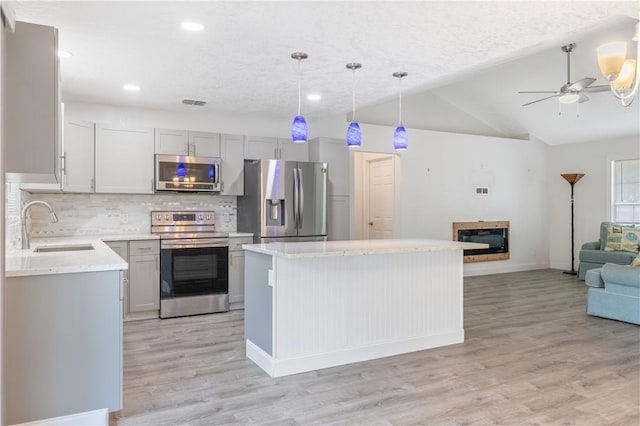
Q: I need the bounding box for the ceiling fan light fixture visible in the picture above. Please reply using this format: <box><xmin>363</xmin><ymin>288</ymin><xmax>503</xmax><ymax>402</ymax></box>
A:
<box><xmin>597</xmin><ymin>21</ymin><xmax>640</xmax><ymax>107</ymax></box>
<box><xmin>612</xmin><ymin>59</ymin><xmax>636</xmax><ymax>91</ymax></box>
<box><xmin>558</xmin><ymin>93</ymin><xmax>580</xmax><ymax>104</ymax></box>
<box><xmin>596</xmin><ymin>41</ymin><xmax>627</xmax><ymax>81</ymax></box>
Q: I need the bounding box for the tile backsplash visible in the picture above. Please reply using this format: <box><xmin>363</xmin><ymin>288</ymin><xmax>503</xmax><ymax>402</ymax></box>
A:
<box><xmin>6</xmin><ymin>185</ymin><xmax>237</xmax><ymax>248</ymax></box>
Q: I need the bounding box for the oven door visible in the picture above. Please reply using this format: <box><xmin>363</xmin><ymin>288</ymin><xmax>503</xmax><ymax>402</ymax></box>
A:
<box><xmin>160</xmin><ymin>244</ymin><xmax>229</xmax><ymax>300</ymax></box>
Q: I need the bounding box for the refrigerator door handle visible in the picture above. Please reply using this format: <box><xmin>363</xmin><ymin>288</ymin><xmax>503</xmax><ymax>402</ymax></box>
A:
<box><xmin>293</xmin><ymin>167</ymin><xmax>299</xmax><ymax>228</ymax></box>
<box><xmin>298</xmin><ymin>167</ymin><xmax>304</xmax><ymax>228</ymax></box>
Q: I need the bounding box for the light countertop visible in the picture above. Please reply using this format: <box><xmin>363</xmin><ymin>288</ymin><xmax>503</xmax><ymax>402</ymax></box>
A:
<box><xmin>242</xmin><ymin>238</ymin><xmax>489</xmax><ymax>259</ymax></box>
<box><xmin>6</xmin><ymin>231</ymin><xmax>252</xmax><ymax>277</ymax></box>
<box><xmin>6</xmin><ymin>239</ymin><xmax>128</xmax><ymax>278</ymax></box>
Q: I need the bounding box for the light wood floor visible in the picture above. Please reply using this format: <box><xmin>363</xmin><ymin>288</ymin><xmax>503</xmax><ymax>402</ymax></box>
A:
<box><xmin>112</xmin><ymin>269</ymin><xmax>640</xmax><ymax>425</ymax></box>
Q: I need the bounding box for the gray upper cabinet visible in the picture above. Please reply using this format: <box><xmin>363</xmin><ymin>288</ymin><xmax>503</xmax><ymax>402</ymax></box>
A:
<box><xmin>62</xmin><ymin>119</ymin><xmax>95</xmax><ymax>193</ymax></box>
<box><xmin>95</xmin><ymin>124</ymin><xmax>154</xmax><ymax>194</ymax></box>
<box><xmin>244</xmin><ymin>136</ymin><xmax>308</xmax><ymax>161</ymax></box>
<box><xmin>220</xmin><ymin>134</ymin><xmax>245</xmax><ymax>196</ymax></box>
<box><xmin>154</xmin><ymin>128</ymin><xmax>220</xmax><ymax>157</ymax></box>
<box><xmin>6</xmin><ymin>21</ymin><xmax>60</xmax><ymax>184</ymax></box>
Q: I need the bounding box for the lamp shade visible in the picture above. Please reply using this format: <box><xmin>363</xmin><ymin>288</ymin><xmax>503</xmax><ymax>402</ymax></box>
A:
<box><xmin>347</xmin><ymin>122</ymin><xmax>362</xmax><ymax>147</ymax></box>
<box><xmin>291</xmin><ymin>115</ymin><xmax>308</xmax><ymax>143</ymax></box>
<box><xmin>561</xmin><ymin>173</ymin><xmax>585</xmax><ymax>184</ymax></box>
<box><xmin>597</xmin><ymin>41</ymin><xmax>627</xmax><ymax>80</ymax></box>
<box><xmin>612</xmin><ymin>59</ymin><xmax>637</xmax><ymax>91</ymax></box>
<box><xmin>393</xmin><ymin>126</ymin><xmax>408</xmax><ymax>150</ymax></box>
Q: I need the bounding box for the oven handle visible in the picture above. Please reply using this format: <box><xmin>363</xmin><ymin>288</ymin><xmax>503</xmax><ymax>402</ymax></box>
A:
<box><xmin>161</xmin><ymin>238</ymin><xmax>229</xmax><ymax>249</ymax></box>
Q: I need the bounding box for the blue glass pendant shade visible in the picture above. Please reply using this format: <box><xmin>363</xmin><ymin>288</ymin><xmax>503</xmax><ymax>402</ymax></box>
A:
<box><xmin>177</xmin><ymin>162</ymin><xmax>186</xmax><ymax>178</ymax></box>
<box><xmin>346</xmin><ymin>122</ymin><xmax>362</xmax><ymax>147</ymax></box>
<box><xmin>393</xmin><ymin>126</ymin><xmax>408</xmax><ymax>150</ymax></box>
<box><xmin>291</xmin><ymin>115</ymin><xmax>308</xmax><ymax>143</ymax></box>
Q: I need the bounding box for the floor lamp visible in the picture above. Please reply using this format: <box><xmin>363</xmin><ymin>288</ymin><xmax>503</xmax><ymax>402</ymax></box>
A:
<box><xmin>561</xmin><ymin>173</ymin><xmax>585</xmax><ymax>275</ymax></box>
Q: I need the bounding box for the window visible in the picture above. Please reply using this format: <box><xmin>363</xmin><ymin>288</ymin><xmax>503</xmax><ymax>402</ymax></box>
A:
<box><xmin>611</xmin><ymin>158</ymin><xmax>640</xmax><ymax>223</ymax></box>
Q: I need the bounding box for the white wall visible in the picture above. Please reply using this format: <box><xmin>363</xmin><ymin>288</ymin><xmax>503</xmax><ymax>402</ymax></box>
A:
<box><xmin>547</xmin><ymin>134</ymin><xmax>640</xmax><ymax>270</ymax></box>
<box><xmin>314</xmin><ymin>119</ymin><xmax>550</xmax><ymax>276</ymax></box>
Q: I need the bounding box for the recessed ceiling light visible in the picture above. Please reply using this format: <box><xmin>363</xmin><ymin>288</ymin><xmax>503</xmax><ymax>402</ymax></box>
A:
<box><xmin>57</xmin><ymin>50</ymin><xmax>72</xmax><ymax>58</ymax></box>
<box><xmin>181</xmin><ymin>22</ymin><xmax>204</xmax><ymax>32</ymax></box>
<box><xmin>307</xmin><ymin>93</ymin><xmax>322</xmax><ymax>101</ymax></box>
<box><xmin>123</xmin><ymin>84</ymin><xmax>141</xmax><ymax>92</ymax></box>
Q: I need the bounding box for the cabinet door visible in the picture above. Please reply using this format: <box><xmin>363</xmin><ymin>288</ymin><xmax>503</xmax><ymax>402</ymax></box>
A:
<box><xmin>6</xmin><ymin>22</ymin><xmax>60</xmax><ymax>184</ymax></box>
<box><xmin>244</xmin><ymin>136</ymin><xmax>278</xmax><ymax>160</ymax></box>
<box><xmin>105</xmin><ymin>241</ymin><xmax>129</xmax><ymax>316</ymax></box>
<box><xmin>229</xmin><ymin>250</ymin><xmax>245</xmax><ymax>304</ymax></box>
<box><xmin>95</xmin><ymin>125</ymin><xmax>154</xmax><ymax>194</ymax></box>
<box><xmin>220</xmin><ymin>134</ymin><xmax>245</xmax><ymax>196</ymax></box>
<box><xmin>328</xmin><ymin>195</ymin><xmax>350</xmax><ymax>241</ymax></box>
<box><xmin>189</xmin><ymin>131</ymin><xmax>220</xmax><ymax>157</ymax></box>
<box><xmin>129</xmin><ymin>254</ymin><xmax>160</xmax><ymax>312</ymax></box>
<box><xmin>63</xmin><ymin>119</ymin><xmax>95</xmax><ymax>193</ymax></box>
<box><xmin>154</xmin><ymin>128</ymin><xmax>188</xmax><ymax>155</ymax></box>
<box><xmin>278</xmin><ymin>138</ymin><xmax>309</xmax><ymax>161</ymax></box>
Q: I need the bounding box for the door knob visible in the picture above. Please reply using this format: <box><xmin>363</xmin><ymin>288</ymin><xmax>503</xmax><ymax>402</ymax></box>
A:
<box><xmin>368</xmin><ymin>222</ymin><xmax>374</xmax><ymax>226</ymax></box>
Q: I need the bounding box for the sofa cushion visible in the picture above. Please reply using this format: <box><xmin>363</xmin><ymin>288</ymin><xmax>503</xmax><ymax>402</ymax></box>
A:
<box><xmin>579</xmin><ymin>249</ymin><xmax>636</xmax><ymax>264</ymax></box>
<box><xmin>585</xmin><ymin>268</ymin><xmax>604</xmax><ymax>288</ymax></box>
<box><xmin>632</xmin><ymin>253</ymin><xmax>640</xmax><ymax>267</ymax></box>
<box><xmin>602</xmin><ymin>263</ymin><xmax>640</xmax><ymax>287</ymax></box>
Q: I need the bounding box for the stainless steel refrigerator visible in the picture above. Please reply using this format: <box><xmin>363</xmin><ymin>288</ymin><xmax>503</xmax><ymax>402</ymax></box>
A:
<box><xmin>238</xmin><ymin>159</ymin><xmax>328</xmax><ymax>243</ymax></box>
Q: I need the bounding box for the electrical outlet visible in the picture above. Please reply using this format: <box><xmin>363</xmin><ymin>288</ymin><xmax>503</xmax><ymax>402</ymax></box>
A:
<box><xmin>120</xmin><ymin>213</ymin><xmax>129</xmax><ymax>224</ymax></box>
<box><xmin>224</xmin><ymin>212</ymin><xmax>230</xmax><ymax>223</ymax></box>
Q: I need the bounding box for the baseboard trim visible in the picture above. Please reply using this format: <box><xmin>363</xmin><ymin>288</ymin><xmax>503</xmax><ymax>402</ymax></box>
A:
<box><xmin>247</xmin><ymin>329</ymin><xmax>464</xmax><ymax>377</ymax></box>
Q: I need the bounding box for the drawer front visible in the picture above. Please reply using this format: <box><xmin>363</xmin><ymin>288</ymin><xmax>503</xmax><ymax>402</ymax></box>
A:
<box><xmin>130</xmin><ymin>239</ymin><xmax>160</xmax><ymax>256</ymax></box>
<box><xmin>229</xmin><ymin>237</ymin><xmax>253</xmax><ymax>251</ymax></box>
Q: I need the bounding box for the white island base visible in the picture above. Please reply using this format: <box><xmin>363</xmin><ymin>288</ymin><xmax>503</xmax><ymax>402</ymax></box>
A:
<box><xmin>243</xmin><ymin>239</ymin><xmax>486</xmax><ymax>377</ymax></box>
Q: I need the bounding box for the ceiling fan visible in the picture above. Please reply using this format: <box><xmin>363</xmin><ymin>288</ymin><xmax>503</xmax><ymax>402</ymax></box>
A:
<box><xmin>519</xmin><ymin>43</ymin><xmax>610</xmax><ymax>107</ymax></box>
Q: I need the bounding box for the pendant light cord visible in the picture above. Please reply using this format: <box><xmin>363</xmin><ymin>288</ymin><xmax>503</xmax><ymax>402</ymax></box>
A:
<box><xmin>352</xmin><ymin>69</ymin><xmax>357</xmax><ymax>122</ymax></box>
<box><xmin>398</xmin><ymin>76</ymin><xmax>403</xmax><ymax>125</ymax></box>
<box><xmin>297</xmin><ymin>59</ymin><xmax>302</xmax><ymax>116</ymax></box>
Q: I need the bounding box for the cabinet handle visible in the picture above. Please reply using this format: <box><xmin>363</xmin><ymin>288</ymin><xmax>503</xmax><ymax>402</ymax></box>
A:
<box><xmin>221</xmin><ymin>181</ymin><xmax>225</xmax><ymax>192</ymax></box>
<box><xmin>151</xmin><ymin>179</ymin><xmax>154</xmax><ymax>192</ymax></box>
<box><xmin>274</xmin><ymin>148</ymin><xmax>277</xmax><ymax>159</ymax></box>
<box><xmin>155</xmin><ymin>257</ymin><xmax>158</xmax><ymax>271</ymax></box>
<box><xmin>192</xmin><ymin>143</ymin><xmax>196</xmax><ymax>156</ymax></box>
<box><xmin>60</xmin><ymin>152</ymin><xmax>66</xmax><ymax>175</ymax></box>
<box><xmin>279</xmin><ymin>148</ymin><xmax>282</xmax><ymax>159</ymax></box>
<box><xmin>229</xmin><ymin>254</ymin><xmax>232</xmax><ymax>266</ymax></box>
<box><xmin>184</xmin><ymin>142</ymin><xmax>189</xmax><ymax>154</ymax></box>
<box><xmin>91</xmin><ymin>178</ymin><xmax>95</xmax><ymax>192</ymax></box>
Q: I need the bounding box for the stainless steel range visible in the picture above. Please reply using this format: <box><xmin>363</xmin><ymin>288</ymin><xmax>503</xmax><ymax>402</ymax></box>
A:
<box><xmin>151</xmin><ymin>211</ymin><xmax>229</xmax><ymax>318</ymax></box>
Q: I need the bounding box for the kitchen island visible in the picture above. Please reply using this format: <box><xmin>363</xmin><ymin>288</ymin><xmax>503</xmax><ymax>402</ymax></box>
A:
<box><xmin>242</xmin><ymin>238</ymin><xmax>487</xmax><ymax>377</ymax></box>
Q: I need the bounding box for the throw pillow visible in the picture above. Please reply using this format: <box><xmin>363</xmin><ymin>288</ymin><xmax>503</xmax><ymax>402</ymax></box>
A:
<box><xmin>604</xmin><ymin>225</ymin><xmax>624</xmax><ymax>251</ymax></box>
<box><xmin>621</xmin><ymin>228</ymin><xmax>640</xmax><ymax>253</ymax></box>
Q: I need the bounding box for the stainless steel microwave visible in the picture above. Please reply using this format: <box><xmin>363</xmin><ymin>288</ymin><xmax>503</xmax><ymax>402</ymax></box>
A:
<box><xmin>155</xmin><ymin>154</ymin><xmax>221</xmax><ymax>192</ymax></box>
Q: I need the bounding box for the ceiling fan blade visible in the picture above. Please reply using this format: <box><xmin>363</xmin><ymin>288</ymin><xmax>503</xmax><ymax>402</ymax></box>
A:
<box><xmin>578</xmin><ymin>93</ymin><xmax>589</xmax><ymax>103</ymax></box>
<box><xmin>518</xmin><ymin>90</ymin><xmax>559</xmax><ymax>94</ymax></box>
<box><xmin>522</xmin><ymin>94</ymin><xmax>561</xmax><ymax>107</ymax></box>
<box><xmin>569</xmin><ymin>77</ymin><xmax>596</xmax><ymax>91</ymax></box>
<box><xmin>583</xmin><ymin>85</ymin><xmax>610</xmax><ymax>93</ymax></box>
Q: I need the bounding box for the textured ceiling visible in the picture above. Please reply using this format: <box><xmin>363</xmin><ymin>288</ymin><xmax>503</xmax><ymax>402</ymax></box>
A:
<box><xmin>9</xmin><ymin>1</ymin><xmax>640</xmax><ymax>144</ymax></box>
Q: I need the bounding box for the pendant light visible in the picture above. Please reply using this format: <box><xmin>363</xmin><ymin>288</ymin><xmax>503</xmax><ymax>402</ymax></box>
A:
<box><xmin>291</xmin><ymin>52</ymin><xmax>308</xmax><ymax>143</ymax></box>
<box><xmin>346</xmin><ymin>62</ymin><xmax>362</xmax><ymax>148</ymax></box>
<box><xmin>393</xmin><ymin>72</ymin><xmax>408</xmax><ymax>151</ymax></box>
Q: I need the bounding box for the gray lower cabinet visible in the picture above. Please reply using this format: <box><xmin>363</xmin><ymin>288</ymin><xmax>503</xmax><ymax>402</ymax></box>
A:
<box><xmin>5</xmin><ymin>270</ymin><xmax>123</xmax><ymax>424</ymax></box>
<box><xmin>229</xmin><ymin>236</ymin><xmax>253</xmax><ymax>308</ymax></box>
<box><xmin>106</xmin><ymin>239</ymin><xmax>160</xmax><ymax>320</ymax></box>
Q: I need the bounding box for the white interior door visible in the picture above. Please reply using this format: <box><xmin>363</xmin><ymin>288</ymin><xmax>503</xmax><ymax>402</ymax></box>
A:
<box><xmin>365</xmin><ymin>155</ymin><xmax>395</xmax><ymax>239</ymax></box>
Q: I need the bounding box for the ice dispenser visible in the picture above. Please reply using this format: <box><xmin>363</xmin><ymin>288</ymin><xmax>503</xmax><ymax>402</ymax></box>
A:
<box><xmin>265</xmin><ymin>199</ymin><xmax>285</xmax><ymax>226</ymax></box>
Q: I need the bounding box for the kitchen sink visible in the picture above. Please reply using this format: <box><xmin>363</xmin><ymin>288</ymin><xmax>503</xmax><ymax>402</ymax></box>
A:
<box><xmin>33</xmin><ymin>244</ymin><xmax>94</xmax><ymax>253</ymax></box>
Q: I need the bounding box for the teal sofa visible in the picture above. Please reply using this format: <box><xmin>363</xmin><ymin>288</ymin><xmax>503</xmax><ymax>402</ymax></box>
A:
<box><xmin>577</xmin><ymin>222</ymin><xmax>639</xmax><ymax>280</ymax></box>
<box><xmin>585</xmin><ymin>263</ymin><xmax>640</xmax><ymax>325</ymax></box>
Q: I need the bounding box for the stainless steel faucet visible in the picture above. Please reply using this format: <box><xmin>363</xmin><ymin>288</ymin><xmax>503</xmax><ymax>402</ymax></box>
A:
<box><xmin>21</xmin><ymin>201</ymin><xmax>59</xmax><ymax>249</ymax></box>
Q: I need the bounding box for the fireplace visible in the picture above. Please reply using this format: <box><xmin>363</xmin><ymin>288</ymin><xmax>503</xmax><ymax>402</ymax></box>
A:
<box><xmin>452</xmin><ymin>221</ymin><xmax>509</xmax><ymax>263</ymax></box>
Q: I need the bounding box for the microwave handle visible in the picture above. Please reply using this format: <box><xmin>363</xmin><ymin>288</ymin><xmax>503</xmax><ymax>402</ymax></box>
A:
<box><xmin>215</xmin><ymin>162</ymin><xmax>220</xmax><ymax>185</ymax></box>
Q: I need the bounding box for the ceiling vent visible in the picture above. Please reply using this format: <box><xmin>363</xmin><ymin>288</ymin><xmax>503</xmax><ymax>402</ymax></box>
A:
<box><xmin>182</xmin><ymin>99</ymin><xmax>207</xmax><ymax>106</ymax></box>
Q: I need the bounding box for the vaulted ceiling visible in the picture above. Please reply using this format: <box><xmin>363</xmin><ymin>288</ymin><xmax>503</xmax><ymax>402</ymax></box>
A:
<box><xmin>10</xmin><ymin>1</ymin><xmax>640</xmax><ymax>145</ymax></box>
